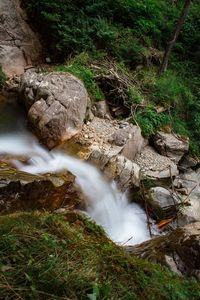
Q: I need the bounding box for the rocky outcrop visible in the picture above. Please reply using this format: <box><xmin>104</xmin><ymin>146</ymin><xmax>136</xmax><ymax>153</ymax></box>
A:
<box><xmin>0</xmin><ymin>0</ymin><xmax>42</xmax><ymax>76</ymax></box>
<box><xmin>153</xmin><ymin>132</ymin><xmax>189</xmax><ymax>164</ymax></box>
<box><xmin>0</xmin><ymin>162</ymin><xmax>80</xmax><ymax>213</ymax></box>
<box><xmin>19</xmin><ymin>70</ymin><xmax>88</xmax><ymax>148</ymax></box>
<box><xmin>90</xmin><ymin>147</ymin><xmax>140</xmax><ymax>191</ymax></box>
<box><xmin>61</xmin><ymin>117</ymin><xmax>144</xmax><ymax>190</ymax></box>
<box><xmin>173</xmin><ymin>169</ymin><xmax>200</xmax><ymax>224</ymax></box>
<box><xmin>109</xmin><ymin>125</ymin><xmax>147</xmax><ymax>161</ymax></box>
<box><xmin>134</xmin><ymin>146</ymin><xmax>179</xmax><ymax>179</ymax></box>
<box><xmin>126</xmin><ymin>222</ymin><xmax>200</xmax><ymax>278</ymax></box>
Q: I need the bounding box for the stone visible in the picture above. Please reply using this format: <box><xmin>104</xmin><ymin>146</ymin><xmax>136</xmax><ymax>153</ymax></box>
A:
<box><xmin>173</xmin><ymin>169</ymin><xmax>200</xmax><ymax>224</ymax></box>
<box><xmin>109</xmin><ymin>125</ymin><xmax>147</xmax><ymax>161</ymax></box>
<box><xmin>91</xmin><ymin>100</ymin><xmax>111</xmax><ymax>119</ymax></box>
<box><xmin>0</xmin><ymin>162</ymin><xmax>80</xmax><ymax>213</ymax></box>
<box><xmin>179</xmin><ymin>154</ymin><xmax>199</xmax><ymax>170</ymax></box>
<box><xmin>153</xmin><ymin>131</ymin><xmax>189</xmax><ymax>164</ymax></box>
<box><xmin>150</xmin><ymin>187</ymin><xmax>178</xmax><ymax>208</ymax></box>
<box><xmin>89</xmin><ymin>145</ymin><xmax>140</xmax><ymax>191</ymax></box>
<box><xmin>126</xmin><ymin>222</ymin><xmax>200</xmax><ymax>278</ymax></box>
<box><xmin>19</xmin><ymin>70</ymin><xmax>88</xmax><ymax>148</ymax></box>
<box><xmin>134</xmin><ymin>146</ymin><xmax>179</xmax><ymax>179</ymax></box>
<box><xmin>0</xmin><ymin>0</ymin><xmax>42</xmax><ymax>76</ymax></box>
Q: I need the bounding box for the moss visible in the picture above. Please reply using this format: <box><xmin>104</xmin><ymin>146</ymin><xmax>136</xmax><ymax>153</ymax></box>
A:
<box><xmin>0</xmin><ymin>212</ymin><xmax>199</xmax><ymax>300</ymax></box>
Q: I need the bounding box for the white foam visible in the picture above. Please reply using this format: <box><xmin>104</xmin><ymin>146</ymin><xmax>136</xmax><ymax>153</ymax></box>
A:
<box><xmin>0</xmin><ymin>132</ymin><xmax>150</xmax><ymax>245</ymax></box>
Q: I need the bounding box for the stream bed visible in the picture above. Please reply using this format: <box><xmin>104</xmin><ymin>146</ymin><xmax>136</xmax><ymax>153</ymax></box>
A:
<box><xmin>0</xmin><ymin>96</ymin><xmax>150</xmax><ymax>245</ymax></box>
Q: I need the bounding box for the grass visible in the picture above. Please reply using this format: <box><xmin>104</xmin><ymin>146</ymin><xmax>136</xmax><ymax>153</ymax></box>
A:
<box><xmin>55</xmin><ymin>53</ymin><xmax>104</xmax><ymax>102</ymax></box>
<box><xmin>0</xmin><ymin>212</ymin><xmax>200</xmax><ymax>300</ymax></box>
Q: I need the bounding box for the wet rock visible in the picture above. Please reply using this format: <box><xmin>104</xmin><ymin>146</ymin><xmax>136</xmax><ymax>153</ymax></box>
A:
<box><xmin>89</xmin><ymin>145</ymin><xmax>140</xmax><ymax>191</ymax></box>
<box><xmin>126</xmin><ymin>222</ymin><xmax>200</xmax><ymax>278</ymax></box>
<box><xmin>104</xmin><ymin>155</ymin><xmax>140</xmax><ymax>191</ymax></box>
<box><xmin>135</xmin><ymin>146</ymin><xmax>179</xmax><ymax>179</ymax></box>
<box><xmin>0</xmin><ymin>0</ymin><xmax>42</xmax><ymax>76</ymax></box>
<box><xmin>153</xmin><ymin>132</ymin><xmax>189</xmax><ymax>164</ymax></box>
<box><xmin>0</xmin><ymin>163</ymin><xmax>80</xmax><ymax>213</ymax></box>
<box><xmin>19</xmin><ymin>70</ymin><xmax>88</xmax><ymax>148</ymax></box>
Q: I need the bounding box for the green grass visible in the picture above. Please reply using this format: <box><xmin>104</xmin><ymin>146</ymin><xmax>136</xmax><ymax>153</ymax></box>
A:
<box><xmin>0</xmin><ymin>212</ymin><xmax>200</xmax><ymax>300</ymax></box>
<box><xmin>55</xmin><ymin>53</ymin><xmax>104</xmax><ymax>102</ymax></box>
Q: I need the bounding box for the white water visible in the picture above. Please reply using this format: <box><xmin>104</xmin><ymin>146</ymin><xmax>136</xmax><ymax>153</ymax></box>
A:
<box><xmin>0</xmin><ymin>100</ymin><xmax>150</xmax><ymax>245</ymax></box>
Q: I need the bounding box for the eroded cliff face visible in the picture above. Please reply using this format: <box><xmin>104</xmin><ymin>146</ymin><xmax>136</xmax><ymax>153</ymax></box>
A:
<box><xmin>0</xmin><ymin>0</ymin><xmax>42</xmax><ymax>76</ymax></box>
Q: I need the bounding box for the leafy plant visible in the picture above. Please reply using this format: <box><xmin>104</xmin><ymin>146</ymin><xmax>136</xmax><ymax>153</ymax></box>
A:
<box><xmin>134</xmin><ymin>108</ymin><xmax>170</xmax><ymax>137</ymax></box>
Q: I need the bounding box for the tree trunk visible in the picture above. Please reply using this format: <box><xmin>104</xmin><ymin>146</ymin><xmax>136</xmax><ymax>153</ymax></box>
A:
<box><xmin>158</xmin><ymin>0</ymin><xmax>192</xmax><ymax>76</ymax></box>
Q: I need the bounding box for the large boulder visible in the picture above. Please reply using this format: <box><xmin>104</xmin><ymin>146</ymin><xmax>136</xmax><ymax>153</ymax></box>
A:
<box><xmin>153</xmin><ymin>132</ymin><xmax>189</xmax><ymax>164</ymax></box>
<box><xmin>0</xmin><ymin>0</ymin><xmax>42</xmax><ymax>76</ymax></box>
<box><xmin>0</xmin><ymin>162</ymin><xmax>80</xmax><ymax>213</ymax></box>
<box><xmin>59</xmin><ymin>117</ymin><xmax>143</xmax><ymax>190</ymax></box>
<box><xmin>126</xmin><ymin>222</ymin><xmax>200</xmax><ymax>278</ymax></box>
<box><xmin>19</xmin><ymin>70</ymin><xmax>88</xmax><ymax>148</ymax></box>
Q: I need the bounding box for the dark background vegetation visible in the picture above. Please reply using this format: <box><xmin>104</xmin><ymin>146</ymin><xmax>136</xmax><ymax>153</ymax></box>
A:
<box><xmin>20</xmin><ymin>0</ymin><xmax>200</xmax><ymax>155</ymax></box>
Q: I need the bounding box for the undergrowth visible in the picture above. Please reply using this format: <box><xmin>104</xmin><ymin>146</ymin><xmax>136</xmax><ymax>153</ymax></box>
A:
<box><xmin>22</xmin><ymin>0</ymin><xmax>200</xmax><ymax>156</ymax></box>
<box><xmin>0</xmin><ymin>212</ymin><xmax>200</xmax><ymax>300</ymax></box>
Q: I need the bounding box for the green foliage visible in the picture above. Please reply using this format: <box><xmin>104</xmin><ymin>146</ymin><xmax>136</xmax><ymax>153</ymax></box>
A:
<box><xmin>55</xmin><ymin>53</ymin><xmax>104</xmax><ymax>101</ymax></box>
<box><xmin>22</xmin><ymin>0</ymin><xmax>180</xmax><ymax>66</ymax></box>
<box><xmin>127</xmin><ymin>86</ymin><xmax>143</xmax><ymax>105</ymax></box>
<box><xmin>22</xmin><ymin>0</ymin><xmax>200</xmax><ymax>156</ymax></box>
<box><xmin>0</xmin><ymin>212</ymin><xmax>200</xmax><ymax>300</ymax></box>
<box><xmin>152</xmin><ymin>71</ymin><xmax>189</xmax><ymax>107</ymax></box>
<box><xmin>0</xmin><ymin>65</ymin><xmax>6</xmax><ymax>90</ymax></box>
<box><xmin>134</xmin><ymin>108</ymin><xmax>170</xmax><ymax>137</ymax></box>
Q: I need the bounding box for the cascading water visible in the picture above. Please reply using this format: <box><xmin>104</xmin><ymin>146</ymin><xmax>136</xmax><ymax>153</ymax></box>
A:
<box><xmin>0</xmin><ymin>97</ymin><xmax>150</xmax><ymax>245</ymax></box>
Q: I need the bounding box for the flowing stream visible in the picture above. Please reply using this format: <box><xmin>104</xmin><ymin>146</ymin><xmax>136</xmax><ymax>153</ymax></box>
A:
<box><xmin>0</xmin><ymin>96</ymin><xmax>150</xmax><ymax>245</ymax></box>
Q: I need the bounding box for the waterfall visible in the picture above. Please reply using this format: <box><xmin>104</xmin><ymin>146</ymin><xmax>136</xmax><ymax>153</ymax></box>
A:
<box><xmin>0</xmin><ymin>98</ymin><xmax>150</xmax><ymax>245</ymax></box>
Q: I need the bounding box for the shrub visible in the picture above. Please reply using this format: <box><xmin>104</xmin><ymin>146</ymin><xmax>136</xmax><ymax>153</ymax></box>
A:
<box><xmin>127</xmin><ymin>86</ymin><xmax>143</xmax><ymax>105</ymax></box>
<box><xmin>134</xmin><ymin>108</ymin><xmax>170</xmax><ymax>137</ymax></box>
<box><xmin>151</xmin><ymin>71</ymin><xmax>189</xmax><ymax>107</ymax></box>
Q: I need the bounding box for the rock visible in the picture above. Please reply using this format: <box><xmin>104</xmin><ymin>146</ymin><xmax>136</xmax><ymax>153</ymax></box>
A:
<box><xmin>153</xmin><ymin>131</ymin><xmax>189</xmax><ymax>164</ymax></box>
<box><xmin>91</xmin><ymin>100</ymin><xmax>111</xmax><ymax>119</ymax></box>
<box><xmin>173</xmin><ymin>169</ymin><xmax>200</xmax><ymax>224</ymax></box>
<box><xmin>104</xmin><ymin>155</ymin><xmax>140</xmax><ymax>190</ymax></box>
<box><xmin>0</xmin><ymin>162</ymin><xmax>80</xmax><ymax>213</ymax></box>
<box><xmin>150</xmin><ymin>187</ymin><xmax>178</xmax><ymax>208</ymax></box>
<box><xmin>89</xmin><ymin>145</ymin><xmax>140</xmax><ymax>191</ymax></box>
<box><xmin>109</xmin><ymin>125</ymin><xmax>147</xmax><ymax>160</ymax></box>
<box><xmin>126</xmin><ymin>222</ymin><xmax>200</xmax><ymax>278</ymax></box>
<box><xmin>179</xmin><ymin>154</ymin><xmax>199</xmax><ymax>170</ymax></box>
<box><xmin>0</xmin><ymin>0</ymin><xmax>42</xmax><ymax>76</ymax></box>
<box><xmin>19</xmin><ymin>70</ymin><xmax>88</xmax><ymax>148</ymax></box>
<box><xmin>134</xmin><ymin>146</ymin><xmax>179</xmax><ymax>179</ymax></box>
